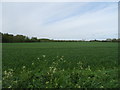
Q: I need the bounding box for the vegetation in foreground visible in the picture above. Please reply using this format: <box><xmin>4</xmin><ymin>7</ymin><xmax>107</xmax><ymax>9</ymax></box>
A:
<box><xmin>2</xmin><ymin>42</ymin><xmax>119</xmax><ymax>88</ymax></box>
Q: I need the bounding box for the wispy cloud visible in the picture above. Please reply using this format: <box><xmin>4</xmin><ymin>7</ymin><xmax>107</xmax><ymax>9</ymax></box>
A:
<box><xmin>0</xmin><ymin>3</ymin><xmax>2</xmax><ymax>32</ymax></box>
<box><xmin>2</xmin><ymin>2</ymin><xmax>118</xmax><ymax>40</ymax></box>
<box><xmin>1</xmin><ymin>0</ymin><xmax>119</xmax><ymax>2</ymax></box>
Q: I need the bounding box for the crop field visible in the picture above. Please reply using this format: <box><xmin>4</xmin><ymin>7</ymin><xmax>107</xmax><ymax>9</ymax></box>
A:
<box><xmin>2</xmin><ymin>42</ymin><xmax>119</xmax><ymax>88</ymax></box>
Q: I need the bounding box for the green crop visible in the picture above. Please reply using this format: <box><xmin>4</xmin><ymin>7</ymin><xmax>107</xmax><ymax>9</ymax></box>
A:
<box><xmin>2</xmin><ymin>42</ymin><xmax>119</xmax><ymax>88</ymax></box>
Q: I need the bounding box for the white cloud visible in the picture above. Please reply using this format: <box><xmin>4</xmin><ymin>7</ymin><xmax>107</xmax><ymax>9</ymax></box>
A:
<box><xmin>0</xmin><ymin>3</ymin><xmax>2</xmax><ymax>32</ymax></box>
<box><xmin>2</xmin><ymin>2</ymin><xmax>118</xmax><ymax>40</ymax></box>
<box><xmin>1</xmin><ymin>0</ymin><xmax>119</xmax><ymax>2</ymax></box>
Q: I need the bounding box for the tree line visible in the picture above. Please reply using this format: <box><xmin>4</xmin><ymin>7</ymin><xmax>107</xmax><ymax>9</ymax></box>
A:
<box><xmin>1</xmin><ymin>32</ymin><xmax>51</xmax><ymax>43</ymax></box>
<box><xmin>0</xmin><ymin>32</ymin><xmax>120</xmax><ymax>43</ymax></box>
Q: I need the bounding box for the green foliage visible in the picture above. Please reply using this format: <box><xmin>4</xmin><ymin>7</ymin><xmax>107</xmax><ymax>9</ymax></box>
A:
<box><xmin>2</xmin><ymin>42</ymin><xmax>119</xmax><ymax>88</ymax></box>
<box><xmin>1</xmin><ymin>32</ymin><xmax>120</xmax><ymax>43</ymax></box>
<box><xmin>2</xmin><ymin>33</ymin><xmax>51</xmax><ymax>43</ymax></box>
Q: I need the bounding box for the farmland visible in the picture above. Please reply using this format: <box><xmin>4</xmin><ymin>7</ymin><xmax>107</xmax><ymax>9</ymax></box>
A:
<box><xmin>2</xmin><ymin>42</ymin><xmax>119</xmax><ymax>88</ymax></box>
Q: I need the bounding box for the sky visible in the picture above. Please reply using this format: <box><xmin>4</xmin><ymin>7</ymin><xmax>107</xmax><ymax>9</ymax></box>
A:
<box><xmin>1</xmin><ymin>2</ymin><xmax>118</xmax><ymax>40</ymax></box>
<box><xmin>1</xmin><ymin>0</ymin><xmax>119</xmax><ymax>2</ymax></box>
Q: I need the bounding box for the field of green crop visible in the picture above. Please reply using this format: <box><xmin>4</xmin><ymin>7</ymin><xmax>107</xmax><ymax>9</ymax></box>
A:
<box><xmin>2</xmin><ymin>42</ymin><xmax>119</xmax><ymax>88</ymax></box>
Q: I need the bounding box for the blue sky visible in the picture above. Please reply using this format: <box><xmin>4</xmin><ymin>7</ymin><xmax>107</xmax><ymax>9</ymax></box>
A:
<box><xmin>2</xmin><ymin>2</ymin><xmax>118</xmax><ymax>40</ymax></box>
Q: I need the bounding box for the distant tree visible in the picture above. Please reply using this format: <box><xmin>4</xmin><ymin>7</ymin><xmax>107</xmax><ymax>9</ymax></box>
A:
<box><xmin>0</xmin><ymin>32</ymin><xmax>2</xmax><ymax>43</ymax></box>
<box><xmin>40</xmin><ymin>38</ymin><xmax>51</xmax><ymax>42</ymax></box>
<box><xmin>118</xmin><ymin>38</ymin><xmax>120</xmax><ymax>42</ymax></box>
<box><xmin>31</xmin><ymin>37</ymin><xmax>38</xmax><ymax>42</ymax></box>
<box><xmin>14</xmin><ymin>35</ymin><xmax>26</xmax><ymax>42</ymax></box>
<box><xmin>112</xmin><ymin>38</ymin><xmax>117</xmax><ymax>42</ymax></box>
<box><xmin>2</xmin><ymin>33</ymin><xmax>14</xmax><ymax>43</ymax></box>
<box><xmin>106</xmin><ymin>38</ymin><xmax>112</xmax><ymax>42</ymax></box>
<box><xmin>25</xmin><ymin>37</ymin><xmax>31</xmax><ymax>42</ymax></box>
<box><xmin>1</xmin><ymin>32</ymin><xmax>120</xmax><ymax>43</ymax></box>
<box><xmin>90</xmin><ymin>39</ymin><xmax>99</xmax><ymax>42</ymax></box>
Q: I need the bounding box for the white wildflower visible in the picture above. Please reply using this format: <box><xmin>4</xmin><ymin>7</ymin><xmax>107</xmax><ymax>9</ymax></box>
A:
<box><xmin>8</xmin><ymin>86</ymin><xmax>12</xmax><ymax>88</ymax></box>
<box><xmin>42</xmin><ymin>55</ymin><xmax>46</xmax><ymax>58</ymax></box>
<box><xmin>46</xmin><ymin>81</ymin><xmax>49</xmax><ymax>84</ymax></box>
<box><xmin>32</xmin><ymin>62</ymin><xmax>34</xmax><ymax>65</ymax></box>
<box><xmin>60</xmin><ymin>58</ymin><xmax>63</xmax><ymax>60</ymax></box>
<box><xmin>9</xmin><ymin>69</ymin><xmax>13</xmax><ymax>72</ymax></box>
<box><xmin>22</xmin><ymin>66</ymin><xmax>26</xmax><ymax>69</ymax></box>
<box><xmin>100</xmin><ymin>86</ymin><xmax>104</xmax><ymax>88</ymax></box>
<box><xmin>4</xmin><ymin>70</ymin><xmax>7</xmax><ymax>75</ymax></box>
<box><xmin>62</xmin><ymin>56</ymin><xmax>64</xmax><ymax>58</ymax></box>
<box><xmin>14</xmin><ymin>80</ymin><xmax>18</xmax><ymax>83</ymax></box>
<box><xmin>88</xmin><ymin>66</ymin><xmax>91</xmax><ymax>71</ymax></box>
<box><xmin>53</xmin><ymin>67</ymin><xmax>57</xmax><ymax>73</ymax></box>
